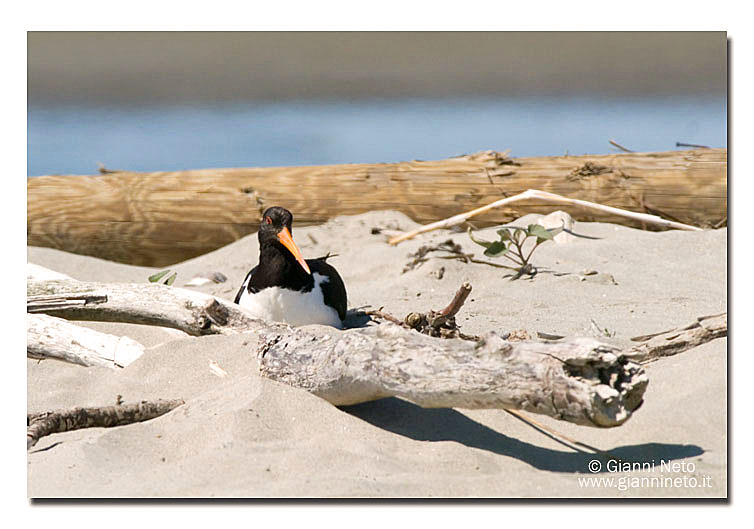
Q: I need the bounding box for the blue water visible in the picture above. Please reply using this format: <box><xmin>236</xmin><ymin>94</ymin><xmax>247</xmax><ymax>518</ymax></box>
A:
<box><xmin>27</xmin><ymin>97</ymin><xmax>727</xmax><ymax>177</ymax></box>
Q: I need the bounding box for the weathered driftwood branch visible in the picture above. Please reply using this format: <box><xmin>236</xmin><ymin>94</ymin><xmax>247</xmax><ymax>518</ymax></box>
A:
<box><xmin>368</xmin><ymin>282</ymin><xmax>477</xmax><ymax>340</ymax></box>
<box><xmin>258</xmin><ymin>324</ymin><xmax>648</xmax><ymax>428</ymax></box>
<box><xmin>28</xmin><ymin>293</ymin><xmax>109</xmax><ymax>313</ymax></box>
<box><xmin>625</xmin><ymin>313</ymin><xmax>727</xmax><ymax>363</ymax></box>
<box><xmin>27</xmin><ymin>148</ymin><xmax>727</xmax><ymax>266</ymax></box>
<box><xmin>27</xmin><ymin>279</ymin><xmax>261</xmax><ymax>336</ymax></box>
<box><xmin>27</xmin><ymin>280</ymin><xmax>723</xmax><ymax>428</ymax></box>
<box><xmin>27</xmin><ymin>399</ymin><xmax>185</xmax><ymax>449</ymax></box>
<box><xmin>438</xmin><ymin>281</ymin><xmax>472</xmax><ymax>319</ymax></box>
<box><xmin>27</xmin><ymin>278</ymin><xmax>648</xmax><ymax>427</ymax></box>
<box><xmin>388</xmin><ymin>189</ymin><xmax>703</xmax><ymax>245</ymax></box>
<box><xmin>404</xmin><ymin>282</ymin><xmax>478</xmax><ymax>340</ymax></box>
<box><xmin>27</xmin><ymin>313</ymin><xmax>145</xmax><ymax>368</ymax></box>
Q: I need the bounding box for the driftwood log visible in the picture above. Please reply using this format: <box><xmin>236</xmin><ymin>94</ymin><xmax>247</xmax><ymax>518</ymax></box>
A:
<box><xmin>27</xmin><ymin>399</ymin><xmax>185</xmax><ymax>449</ymax></box>
<box><xmin>27</xmin><ymin>279</ymin><xmax>649</xmax><ymax>428</ymax></box>
<box><xmin>27</xmin><ymin>279</ymin><xmax>728</xmax><ymax>428</ymax></box>
<box><xmin>27</xmin><ymin>148</ymin><xmax>727</xmax><ymax>266</ymax></box>
<box><xmin>625</xmin><ymin>313</ymin><xmax>727</xmax><ymax>364</ymax></box>
<box><xmin>27</xmin><ymin>313</ymin><xmax>145</xmax><ymax>368</ymax></box>
<box><xmin>258</xmin><ymin>324</ymin><xmax>647</xmax><ymax>428</ymax></box>
<box><xmin>27</xmin><ymin>279</ymin><xmax>261</xmax><ymax>336</ymax></box>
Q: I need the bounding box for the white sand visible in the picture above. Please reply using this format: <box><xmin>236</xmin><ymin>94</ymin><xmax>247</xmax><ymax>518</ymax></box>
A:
<box><xmin>27</xmin><ymin>211</ymin><xmax>727</xmax><ymax>497</ymax></box>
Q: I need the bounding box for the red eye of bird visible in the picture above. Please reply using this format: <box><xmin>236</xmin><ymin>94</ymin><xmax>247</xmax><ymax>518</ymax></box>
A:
<box><xmin>265</xmin><ymin>217</ymin><xmax>272</xmax><ymax>225</ymax></box>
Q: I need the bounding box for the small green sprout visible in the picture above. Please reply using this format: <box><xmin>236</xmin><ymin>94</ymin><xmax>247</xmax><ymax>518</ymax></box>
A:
<box><xmin>590</xmin><ymin>319</ymin><xmax>616</xmax><ymax>338</ymax></box>
<box><xmin>467</xmin><ymin>223</ymin><xmax>562</xmax><ymax>279</ymax></box>
<box><xmin>148</xmin><ymin>269</ymin><xmax>177</xmax><ymax>286</ymax></box>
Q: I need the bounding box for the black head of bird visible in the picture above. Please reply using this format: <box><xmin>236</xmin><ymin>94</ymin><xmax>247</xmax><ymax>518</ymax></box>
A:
<box><xmin>258</xmin><ymin>206</ymin><xmax>311</xmax><ymax>275</ymax></box>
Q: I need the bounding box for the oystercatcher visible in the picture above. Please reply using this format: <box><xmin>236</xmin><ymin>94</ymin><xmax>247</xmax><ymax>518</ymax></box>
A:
<box><xmin>234</xmin><ymin>206</ymin><xmax>347</xmax><ymax>328</ymax></box>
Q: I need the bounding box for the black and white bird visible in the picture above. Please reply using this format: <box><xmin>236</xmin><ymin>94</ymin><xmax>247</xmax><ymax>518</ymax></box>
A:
<box><xmin>234</xmin><ymin>206</ymin><xmax>347</xmax><ymax>328</ymax></box>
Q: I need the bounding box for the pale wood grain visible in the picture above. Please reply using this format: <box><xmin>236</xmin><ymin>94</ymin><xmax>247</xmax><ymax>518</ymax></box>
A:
<box><xmin>28</xmin><ymin>149</ymin><xmax>727</xmax><ymax>266</ymax></box>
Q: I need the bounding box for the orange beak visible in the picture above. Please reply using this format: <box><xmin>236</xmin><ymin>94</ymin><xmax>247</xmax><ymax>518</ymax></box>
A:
<box><xmin>277</xmin><ymin>226</ymin><xmax>311</xmax><ymax>275</ymax></box>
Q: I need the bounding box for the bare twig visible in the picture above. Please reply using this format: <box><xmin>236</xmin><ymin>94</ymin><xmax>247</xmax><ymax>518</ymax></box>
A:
<box><xmin>364</xmin><ymin>307</ymin><xmax>406</xmax><ymax>327</ymax></box>
<box><xmin>438</xmin><ymin>282</ymin><xmax>472</xmax><ymax>318</ymax></box>
<box><xmin>626</xmin><ymin>313</ymin><xmax>727</xmax><ymax>364</ymax></box>
<box><xmin>504</xmin><ymin>409</ymin><xmax>612</xmax><ymax>456</ymax></box>
<box><xmin>466</xmin><ymin>257</ymin><xmax>519</xmax><ymax>270</ymax></box>
<box><xmin>27</xmin><ymin>399</ymin><xmax>185</xmax><ymax>449</ymax></box>
<box><xmin>609</xmin><ymin>139</ymin><xmax>634</xmax><ymax>153</ymax></box>
<box><xmin>367</xmin><ymin>283</ymin><xmax>477</xmax><ymax>341</ymax></box>
<box><xmin>96</xmin><ymin>162</ymin><xmax>124</xmax><ymax>174</ymax></box>
<box><xmin>403</xmin><ymin>239</ymin><xmax>468</xmax><ymax>272</ymax></box>
<box><xmin>676</xmin><ymin>142</ymin><xmax>710</xmax><ymax>149</ymax></box>
<box><xmin>388</xmin><ymin>189</ymin><xmax>703</xmax><ymax>245</ymax></box>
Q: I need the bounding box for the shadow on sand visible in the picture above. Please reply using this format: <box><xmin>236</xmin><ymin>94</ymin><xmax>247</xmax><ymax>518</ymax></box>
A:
<box><xmin>343</xmin><ymin>309</ymin><xmax>374</xmax><ymax>329</ymax></box>
<box><xmin>341</xmin><ymin>397</ymin><xmax>703</xmax><ymax>474</ymax></box>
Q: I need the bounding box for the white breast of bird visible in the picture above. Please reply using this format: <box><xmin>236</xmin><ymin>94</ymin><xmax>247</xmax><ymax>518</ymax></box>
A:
<box><xmin>238</xmin><ymin>272</ymin><xmax>342</xmax><ymax>329</ymax></box>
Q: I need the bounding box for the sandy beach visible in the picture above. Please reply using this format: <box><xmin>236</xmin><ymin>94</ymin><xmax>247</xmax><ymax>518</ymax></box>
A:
<box><xmin>27</xmin><ymin>210</ymin><xmax>727</xmax><ymax>497</ymax></box>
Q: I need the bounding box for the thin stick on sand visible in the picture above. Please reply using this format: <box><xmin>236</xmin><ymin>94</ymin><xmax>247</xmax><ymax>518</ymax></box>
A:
<box><xmin>504</xmin><ymin>409</ymin><xmax>613</xmax><ymax>456</ymax></box>
<box><xmin>388</xmin><ymin>189</ymin><xmax>703</xmax><ymax>245</ymax></box>
<box><xmin>609</xmin><ymin>139</ymin><xmax>634</xmax><ymax>153</ymax></box>
<box><xmin>27</xmin><ymin>399</ymin><xmax>185</xmax><ymax>449</ymax></box>
<box><xmin>438</xmin><ymin>282</ymin><xmax>472</xmax><ymax>318</ymax></box>
<box><xmin>625</xmin><ymin>313</ymin><xmax>727</xmax><ymax>364</ymax></box>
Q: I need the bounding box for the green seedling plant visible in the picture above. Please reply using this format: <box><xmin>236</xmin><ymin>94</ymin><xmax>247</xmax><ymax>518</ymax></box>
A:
<box><xmin>148</xmin><ymin>269</ymin><xmax>177</xmax><ymax>286</ymax></box>
<box><xmin>467</xmin><ymin>223</ymin><xmax>562</xmax><ymax>279</ymax></box>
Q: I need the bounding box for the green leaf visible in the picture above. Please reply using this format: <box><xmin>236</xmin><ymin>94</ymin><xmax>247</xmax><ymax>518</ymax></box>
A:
<box><xmin>467</xmin><ymin>228</ymin><xmax>492</xmax><ymax>249</ymax></box>
<box><xmin>484</xmin><ymin>240</ymin><xmax>509</xmax><ymax>257</ymax></box>
<box><xmin>527</xmin><ymin>224</ymin><xmax>554</xmax><ymax>243</ymax></box>
<box><xmin>495</xmin><ymin>228</ymin><xmax>513</xmax><ymax>241</ymax></box>
<box><xmin>164</xmin><ymin>272</ymin><xmax>177</xmax><ymax>286</ymax></box>
<box><xmin>148</xmin><ymin>269</ymin><xmax>171</xmax><ymax>283</ymax></box>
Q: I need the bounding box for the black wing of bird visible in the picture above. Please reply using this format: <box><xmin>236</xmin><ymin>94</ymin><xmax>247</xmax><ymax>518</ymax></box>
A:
<box><xmin>234</xmin><ymin>265</ymin><xmax>258</xmax><ymax>304</ymax></box>
<box><xmin>307</xmin><ymin>258</ymin><xmax>348</xmax><ymax>322</ymax></box>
